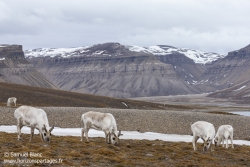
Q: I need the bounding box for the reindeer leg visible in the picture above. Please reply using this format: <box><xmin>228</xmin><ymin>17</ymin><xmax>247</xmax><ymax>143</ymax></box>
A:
<box><xmin>230</xmin><ymin>135</ymin><xmax>234</xmax><ymax>148</ymax></box>
<box><xmin>30</xmin><ymin>127</ymin><xmax>35</xmax><ymax>142</ymax></box>
<box><xmin>192</xmin><ymin>136</ymin><xmax>199</xmax><ymax>151</ymax></box>
<box><xmin>81</xmin><ymin>128</ymin><xmax>84</xmax><ymax>142</ymax></box>
<box><xmin>222</xmin><ymin>138</ymin><xmax>224</xmax><ymax>147</ymax></box>
<box><xmin>17</xmin><ymin>124</ymin><xmax>22</xmax><ymax>140</ymax></box>
<box><xmin>85</xmin><ymin>129</ymin><xmax>89</xmax><ymax>142</ymax></box>
<box><xmin>226</xmin><ymin>138</ymin><xmax>229</xmax><ymax>149</ymax></box>
<box><xmin>105</xmin><ymin>131</ymin><xmax>109</xmax><ymax>143</ymax></box>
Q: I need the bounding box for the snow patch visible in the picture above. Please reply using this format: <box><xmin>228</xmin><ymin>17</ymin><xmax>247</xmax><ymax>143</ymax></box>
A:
<box><xmin>25</xmin><ymin>46</ymin><xmax>89</xmax><ymax>58</ymax></box>
<box><xmin>25</xmin><ymin>43</ymin><xmax>224</xmax><ymax>64</ymax></box>
<box><xmin>1</xmin><ymin>126</ymin><xmax>250</xmax><ymax>145</ymax></box>
<box><xmin>234</xmin><ymin>86</ymin><xmax>246</xmax><ymax>91</ymax></box>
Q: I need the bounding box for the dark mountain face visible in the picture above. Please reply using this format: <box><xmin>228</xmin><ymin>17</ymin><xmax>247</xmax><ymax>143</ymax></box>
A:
<box><xmin>27</xmin><ymin>43</ymin><xmax>210</xmax><ymax>98</ymax></box>
<box><xmin>202</xmin><ymin>44</ymin><xmax>250</xmax><ymax>91</ymax></box>
<box><xmin>22</xmin><ymin>42</ymin><xmax>250</xmax><ymax>99</ymax></box>
<box><xmin>156</xmin><ymin>52</ymin><xmax>206</xmax><ymax>83</ymax></box>
<box><xmin>0</xmin><ymin>45</ymin><xmax>57</xmax><ymax>89</ymax></box>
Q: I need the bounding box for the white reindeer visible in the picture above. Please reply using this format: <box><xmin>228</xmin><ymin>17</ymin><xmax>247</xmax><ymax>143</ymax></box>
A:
<box><xmin>80</xmin><ymin>111</ymin><xmax>122</xmax><ymax>145</ymax></box>
<box><xmin>14</xmin><ymin>105</ymin><xmax>54</xmax><ymax>143</ymax></box>
<box><xmin>191</xmin><ymin>121</ymin><xmax>215</xmax><ymax>152</ymax></box>
<box><xmin>214</xmin><ymin>125</ymin><xmax>234</xmax><ymax>149</ymax></box>
<box><xmin>7</xmin><ymin>97</ymin><xmax>17</xmax><ymax>107</ymax></box>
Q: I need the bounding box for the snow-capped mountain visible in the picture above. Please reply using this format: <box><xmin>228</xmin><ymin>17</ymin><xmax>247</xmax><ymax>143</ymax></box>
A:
<box><xmin>127</xmin><ymin>45</ymin><xmax>224</xmax><ymax>64</ymax></box>
<box><xmin>25</xmin><ymin>46</ymin><xmax>88</xmax><ymax>58</ymax></box>
<box><xmin>25</xmin><ymin>43</ymin><xmax>224</xmax><ymax>64</ymax></box>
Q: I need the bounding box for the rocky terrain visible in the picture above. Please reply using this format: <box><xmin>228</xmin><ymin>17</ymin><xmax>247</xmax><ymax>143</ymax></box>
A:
<box><xmin>0</xmin><ymin>45</ymin><xmax>56</xmax><ymax>89</ymax></box>
<box><xmin>1</xmin><ymin>106</ymin><xmax>250</xmax><ymax>140</ymax></box>
<box><xmin>203</xmin><ymin>44</ymin><xmax>250</xmax><ymax>92</ymax></box>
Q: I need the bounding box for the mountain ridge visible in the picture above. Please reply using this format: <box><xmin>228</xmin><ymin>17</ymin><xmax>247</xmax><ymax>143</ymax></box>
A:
<box><xmin>25</xmin><ymin>42</ymin><xmax>224</xmax><ymax>64</ymax></box>
<box><xmin>5</xmin><ymin>42</ymin><xmax>250</xmax><ymax>99</ymax></box>
<box><xmin>24</xmin><ymin>42</ymin><xmax>220</xmax><ymax>98</ymax></box>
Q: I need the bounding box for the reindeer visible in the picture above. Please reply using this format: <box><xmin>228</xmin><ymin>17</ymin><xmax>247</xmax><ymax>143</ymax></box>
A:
<box><xmin>191</xmin><ymin>121</ymin><xmax>215</xmax><ymax>152</ymax></box>
<box><xmin>214</xmin><ymin>125</ymin><xmax>234</xmax><ymax>149</ymax></box>
<box><xmin>81</xmin><ymin>111</ymin><xmax>122</xmax><ymax>145</ymax></box>
<box><xmin>14</xmin><ymin>105</ymin><xmax>54</xmax><ymax>143</ymax></box>
<box><xmin>7</xmin><ymin>97</ymin><xmax>17</xmax><ymax>107</ymax></box>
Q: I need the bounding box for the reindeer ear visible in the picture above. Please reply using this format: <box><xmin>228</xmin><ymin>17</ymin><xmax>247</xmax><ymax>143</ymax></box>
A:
<box><xmin>49</xmin><ymin>125</ymin><xmax>54</xmax><ymax>132</ymax></box>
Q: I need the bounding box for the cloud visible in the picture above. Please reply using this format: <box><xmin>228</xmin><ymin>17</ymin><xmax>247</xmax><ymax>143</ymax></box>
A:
<box><xmin>0</xmin><ymin>0</ymin><xmax>250</xmax><ymax>54</ymax></box>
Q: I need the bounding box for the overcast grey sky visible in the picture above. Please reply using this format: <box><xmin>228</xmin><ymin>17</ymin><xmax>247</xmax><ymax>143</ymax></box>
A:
<box><xmin>1</xmin><ymin>0</ymin><xmax>250</xmax><ymax>54</ymax></box>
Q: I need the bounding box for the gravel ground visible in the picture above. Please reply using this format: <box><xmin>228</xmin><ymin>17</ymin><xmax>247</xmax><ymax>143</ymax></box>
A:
<box><xmin>1</xmin><ymin>106</ymin><xmax>250</xmax><ymax>140</ymax></box>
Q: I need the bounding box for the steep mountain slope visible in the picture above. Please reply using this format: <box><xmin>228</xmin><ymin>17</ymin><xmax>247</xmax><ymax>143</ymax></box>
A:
<box><xmin>203</xmin><ymin>44</ymin><xmax>250</xmax><ymax>91</ymax></box>
<box><xmin>207</xmin><ymin>79</ymin><xmax>250</xmax><ymax>102</ymax></box>
<box><xmin>0</xmin><ymin>45</ymin><xmax>57</xmax><ymax>89</ymax></box>
<box><xmin>25</xmin><ymin>43</ymin><xmax>223</xmax><ymax>98</ymax></box>
<box><xmin>205</xmin><ymin>44</ymin><xmax>250</xmax><ymax>100</ymax></box>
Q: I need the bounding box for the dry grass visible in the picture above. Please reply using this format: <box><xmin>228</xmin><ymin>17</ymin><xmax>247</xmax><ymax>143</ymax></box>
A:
<box><xmin>1</xmin><ymin>132</ymin><xmax>250</xmax><ymax>167</ymax></box>
<box><xmin>0</xmin><ymin>82</ymin><xmax>166</xmax><ymax>109</ymax></box>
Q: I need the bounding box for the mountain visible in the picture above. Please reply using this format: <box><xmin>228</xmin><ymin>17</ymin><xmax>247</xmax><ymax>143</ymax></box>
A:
<box><xmin>25</xmin><ymin>43</ymin><xmax>224</xmax><ymax>64</ymax></box>
<box><xmin>203</xmin><ymin>44</ymin><xmax>250</xmax><ymax>89</ymax></box>
<box><xmin>208</xmin><ymin>80</ymin><xmax>250</xmax><ymax>100</ymax></box>
<box><xmin>0</xmin><ymin>44</ymin><xmax>57</xmax><ymax>89</ymax></box>
<box><xmin>25</xmin><ymin>42</ymin><xmax>223</xmax><ymax>98</ymax></box>
<box><xmin>206</xmin><ymin>44</ymin><xmax>250</xmax><ymax>99</ymax></box>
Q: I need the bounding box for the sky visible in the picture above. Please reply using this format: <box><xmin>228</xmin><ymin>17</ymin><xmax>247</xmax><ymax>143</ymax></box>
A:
<box><xmin>0</xmin><ymin>0</ymin><xmax>250</xmax><ymax>55</ymax></box>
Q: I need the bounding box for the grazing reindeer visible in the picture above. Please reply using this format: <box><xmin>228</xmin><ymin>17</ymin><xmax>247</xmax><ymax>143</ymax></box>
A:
<box><xmin>7</xmin><ymin>97</ymin><xmax>17</xmax><ymax>107</ymax></box>
<box><xmin>14</xmin><ymin>105</ymin><xmax>54</xmax><ymax>143</ymax></box>
<box><xmin>214</xmin><ymin>125</ymin><xmax>234</xmax><ymax>149</ymax></box>
<box><xmin>191</xmin><ymin>121</ymin><xmax>215</xmax><ymax>152</ymax></box>
<box><xmin>81</xmin><ymin>111</ymin><xmax>122</xmax><ymax>145</ymax></box>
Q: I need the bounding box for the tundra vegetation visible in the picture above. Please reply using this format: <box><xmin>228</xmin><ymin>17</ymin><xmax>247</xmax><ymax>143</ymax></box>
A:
<box><xmin>1</xmin><ymin>132</ymin><xmax>250</xmax><ymax>167</ymax></box>
<box><xmin>1</xmin><ymin>83</ymin><xmax>250</xmax><ymax>166</ymax></box>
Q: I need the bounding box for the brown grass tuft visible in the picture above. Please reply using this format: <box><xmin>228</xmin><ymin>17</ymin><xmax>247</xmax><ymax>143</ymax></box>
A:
<box><xmin>1</xmin><ymin>132</ymin><xmax>250</xmax><ymax>167</ymax></box>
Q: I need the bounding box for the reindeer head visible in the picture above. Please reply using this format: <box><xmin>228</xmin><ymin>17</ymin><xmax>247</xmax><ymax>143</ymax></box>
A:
<box><xmin>214</xmin><ymin>136</ymin><xmax>219</xmax><ymax>146</ymax></box>
<box><xmin>110</xmin><ymin>130</ymin><xmax>123</xmax><ymax>145</ymax></box>
<box><xmin>203</xmin><ymin>137</ymin><xmax>213</xmax><ymax>152</ymax></box>
<box><xmin>42</xmin><ymin>124</ymin><xmax>54</xmax><ymax>143</ymax></box>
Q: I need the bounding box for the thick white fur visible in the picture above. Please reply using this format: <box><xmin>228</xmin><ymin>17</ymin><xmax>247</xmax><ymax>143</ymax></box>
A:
<box><xmin>14</xmin><ymin>105</ymin><xmax>54</xmax><ymax>143</ymax></box>
<box><xmin>214</xmin><ymin>125</ymin><xmax>234</xmax><ymax>149</ymax></box>
<box><xmin>80</xmin><ymin>111</ymin><xmax>122</xmax><ymax>145</ymax></box>
<box><xmin>191</xmin><ymin>121</ymin><xmax>215</xmax><ymax>152</ymax></box>
<box><xmin>7</xmin><ymin>97</ymin><xmax>17</xmax><ymax>107</ymax></box>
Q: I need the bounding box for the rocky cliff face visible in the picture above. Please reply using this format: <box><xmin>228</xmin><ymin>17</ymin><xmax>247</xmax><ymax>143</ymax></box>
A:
<box><xmin>26</xmin><ymin>43</ymin><xmax>219</xmax><ymax>98</ymax></box>
<box><xmin>202</xmin><ymin>44</ymin><xmax>250</xmax><ymax>91</ymax></box>
<box><xmin>0</xmin><ymin>44</ymin><xmax>57</xmax><ymax>89</ymax></box>
<box><xmin>200</xmin><ymin>44</ymin><xmax>250</xmax><ymax>101</ymax></box>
